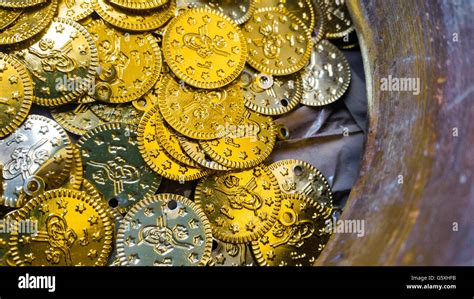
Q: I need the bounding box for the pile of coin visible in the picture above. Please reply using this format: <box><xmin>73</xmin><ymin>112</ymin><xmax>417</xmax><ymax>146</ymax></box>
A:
<box><xmin>0</xmin><ymin>0</ymin><xmax>354</xmax><ymax>266</ymax></box>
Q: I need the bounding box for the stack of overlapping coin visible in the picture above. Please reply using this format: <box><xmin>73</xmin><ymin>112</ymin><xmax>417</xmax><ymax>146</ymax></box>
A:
<box><xmin>0</xmin><ymin>0</ymin><xmax>355</xmax><ymax>266</ymax></box>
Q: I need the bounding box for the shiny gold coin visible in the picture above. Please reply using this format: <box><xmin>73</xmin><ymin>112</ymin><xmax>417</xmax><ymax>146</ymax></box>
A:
<box><xmin>137</xmin><ymin>106</ymin><xmax>212</xmax><ymax>181</ymax></box>
<box><xmin>86</xmin><ymin>20</ymin><xmax>162</xmax><ymax>103</ymax></box>
<box><xmin>208</xmin><ymin>238</ymin><xmax>255</xmax><ymax>266</ymax></box>
<box><xmin>178</xmin><ymin>0</ymin><xmax>255</xmax><ymax>25</ymax></box>
<box><xmin>268</xmin><ymin>159</ymin><xmax>333</xmax><ymax>207</ymax></box>
<box><xmin>13</xmin><ymin>17</ymin><xmax>98</xmax><ymax>106</ymax></box>
<box><xmin>0</xmin><ymin>53</ymin><xmax>34</xmax><ymax>138</ymax></box>
<box><xmin>195</xmin><ymin>165</ymin><xmax>282</xmax><ymax>243</ymax></box>
<box><xmin>57</xmin><ymin>0</ymin><xmax>93</xmax><ymax>21</ymax></box>
<box><xmin>200</xmin><ymin>109</ymin><xmax>276</xmax><ymax>169</ymax></box>
<box><xmin>323</xmin><ymin>0</ymin><xmax>354</xmax><ymax>39</ymax></box>
<box><xmin>255</xmin><ymin>0</ymin><xmax>316</xmax><ymax>32</ymax></box>
<box><xmin>178</xmin><ymin>135</ymin><xmax>230</xmax><ymax>171</ymax></box>
<box><xmin>0</xmin><ymin>0</ymin><xmax>57</xmax><ymax>45</ymax></box>
<box><xmin>158</xmin><ymin>75</ymin><xmax>245</xmax><ymax>140</ymax></box>
<box><xmin>154</xmin><ymin>109</ymin><xmax>200</xmax><ymax>167</ymax></box>
<box><xmin>109</xmin><ymin>0</ymin><xmax>168</xmax><ymax>10</ymax></box>
<box><xmin>132</xmin><ymin>93</ymin><xmax>157</xmax><ymax>112</ymax></box>
<box><xmin>9</xmin><ymin>189</ymin><xmax>114</xmax><ymax>266</ymax></box>
<box><xmin>242</xmin><ymin>7</ymin><xmax>313</xmax><ymax>76</ymax></box>
<box><xmin>0</xmin><ymin>0</ymin><xmax>46</xmax><ymax>8</ymax></box>
<box><xmin>0</xmin><ymin>6</ymin><xmax>22</xmax><ymax>30</ymax></box>
<box><xmin>251</xmin><ymin>193</ymin><xmax>333</xmax><ymax>266</ymax></box>
<box><xmin>163</xmin><ymin>8</ymin><xmax>248</xmax><ymax>89</ymax></box>
<box><xmin>239</xmin><ymin>65</ymin><xmax>303</xmax><ymax>116</ymax></box>
<box><xmin>92</xmin><ymin>0</ymin><xmax>176</xmax><ymax>32</ymax></box>
<box><xmin>89</xmin><ymin>102</ymin><xmax>143</xmax><ymax>125</ymax></box>
<box><xmin>51</xmin><ymin>103</ymin><xmax>106</xmax><ymax>136</ymax></box>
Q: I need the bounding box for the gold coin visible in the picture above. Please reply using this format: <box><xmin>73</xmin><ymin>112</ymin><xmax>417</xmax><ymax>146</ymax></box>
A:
<box><xmin>242</xmin><ymin>7</ymin><xmax>313</xmax><ymax>76</ymax></box>
<box><xmin>92</xmin><ymin>0</ymin><xmax>176</xmax><ymax>32</ymax></box>
<box><xmin>9</xmin><ymin>189</ymin><xmax>114</xmax><ymax>266</ymax></box>
<box><xmin>0</xmin><ymin>53</ymin><xmax>34</xmax><ymax>138</ymax></box>
<box><xmin>239</xmin><ymin>65</ymin><xmax>303</xmax><ymax>115</ymax></box>
<box><xmin>255</xmin><ymin>0</ymin><xmax>316</xmax><ymax>32</ymax></box>
<box><xmin>157</xmin><ymin>75</ymin><xmax>245</xmax><ymax>140</ymax></box>
<box><xmin>13</xmin><ymin>17</ymin><xmax>98</xmax><ymax>106</ymax></box>
<box><xmin>200</xmin><ymin>109</ymin><xmax>276</xmax><ymax>169</ymax></box>
<box><xmin>137</xmin><ymin>106</ymin><xmax>212</xmax><ymax>181</ymax></box>
<box><xmin>267</xmin><ymin>159</ymin><xmax>333</xmax><ymax>207</ymax></box>
<box><xmin>163</xmin><ymin>8</ymin><xmax>248</xmax><ymax>89</ymax></box>
<box><xmin>109</xmin><ymin>0</ymin><xmax>168</xmax><ymax>10</ymax></box>
<box><xmin>0</xmin><ymin>0</ymin><xmax>46</xmax><ymax>8</ymax></box>
<box><xmin>0</xmin><ymin>0</ymin><xmax>57</xmax><ymax>45</ymax></box>
<box><xmin>195</xmin><ymin>165</ymin><xmax>282</xmax><ymax>243</ymax></box>
<box><xmin>178</xmin><ymin>0</ymin><xmax>255</xmax><ymax>25</ymax></box>
<box><xmin>59</xmin><ymin>145</ymin><xmax>84</xmax><ymax>191</ymax></box>
<box><xmin>323</xmin><ymin>0</ymin><xmax>354</xmax><ymax>39</ymax></box>
<box><xmin>0</xmin><ymin>6</ymin><xmax>22</xmax><ymax>30</ymax></box>
<box><xmin>89</xmin><ymin>102</ymin><xmax>143</xmax><ymax>125</ymax></box>
<box><xmin>51</xmin><ymin>103</ymin><xmax>106</xmax><ymax>136</ymax></box>
<box><xmin>57</xmin><ymin>0</ymin><xmax>93</xmax><ymax>21</ymax></box>
<box><xmin>251</xmin><ymin>193</ymin><xmax>333</xmax><ymax>266</ymax></box>
<box><xmin>86</xmin><ymin>20</ymin><xmax>162</xmax><ymax>103</ymax></box>
<box><xmin>154</xmin><ymin>109</ymin><xmax>200</xmax><ymax>167</ymax></box>
<box><xmin>178</xmin><ymin>135</ymin><xmax>230</xmax><ymax>171</ymax></box>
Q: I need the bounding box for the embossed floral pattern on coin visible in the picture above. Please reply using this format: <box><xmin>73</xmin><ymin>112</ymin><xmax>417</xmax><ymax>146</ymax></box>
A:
<box><xmin>251</xmin><ymin>194</ymin><xmax>333</xmax><ymax>266</ymax></box>
<box><xmin>157</xmin><ymin>75</ymin><xmax>245</xmax><ymax>140</ymax></box>
<box><xmin>195</xmin><ymin>166</ymin><xmax>281</xmax><ymax>243</ymax></box>
<box><xmin>86</xmin><ymin>20</ymin><xmax>162</xmax><ymax>103</ymax></box>
<box><xmin>9</xmin><ymin>189</ymin><xmax>113</xmax><ymax>266</ymax></box>
<box><xmin>78</xmin><ymin>123</ymin><xmax>162</xmax><ymax>213</ymax></box>
<box><xmin>0</xmin><ymin>54</ymin><xmax>34</xmax><ymax>138</ymax></box>
<box><xmin>163</xmin><ymin>8</ymin><xmax>248</xmax><ymax>89</ymax></box>
<box><xmin>13</xmin><ymin>17</ymin><xmax>98</xmax><ymax>107</ymax></box>
<box><xmin>268</xmin><ymin>159</ymin><xmax>333</xmax><ymax>207</ymax></box>
<box><xmin>300</xmin><ymin>39</ymin><xmax>351</xmax><ymax>106</ymax></box>
<box><xmin>0</xmin><ymin>115</ymin><xmax>73</xmax><ymax>208</ymax></box>
<box><xmin>117</xmin><ymin>194</ymin><xmax>212</xmax><ymax>266</ymax></box>
<box><xmin>243</xmin><ymin>7</ymin><xmax>313</xmax><ymax>76</ymax></box>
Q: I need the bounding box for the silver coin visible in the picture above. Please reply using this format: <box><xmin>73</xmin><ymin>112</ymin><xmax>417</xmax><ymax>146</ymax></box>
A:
<box><xmin>0</xmin><ymin>115</ymin><xmax>73</xmax><ymax>207</ymax></box>
<box><xmin>117</xmin><ymin>194</ymin><xmax>212</xmax><ymax>266</ymax></box>
<box><xmin>240</xmin><ymin>66</ymin><xmax>303</xmax><ymax>116</ymax></box>
<box><xmin>300</xmin><ymin>39</ymin><xmax>351</xmax><ymax>106</ymax></box>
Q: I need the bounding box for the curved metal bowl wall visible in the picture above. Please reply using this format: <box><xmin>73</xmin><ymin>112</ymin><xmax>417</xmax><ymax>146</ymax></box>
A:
<box><xmin>317</xmin><ymin>0</ymin><xmax>474</xmax><ymax>265</ymax></box>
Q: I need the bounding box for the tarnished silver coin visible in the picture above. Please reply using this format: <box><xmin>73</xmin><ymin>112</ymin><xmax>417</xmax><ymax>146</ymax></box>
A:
<box><xmin>117</xmin><ymin>194</ymin><xmax>212</xmax><ymax>266</ymax></box>
<box><xmin>240</xmin><ymin>66</ymin><xmax>303</xmax><ymax>116</ymax></box>
<box><xmin>77</xmin><ymin>123</ymin><xmax>162</xmax><ymax>214</ymax></box>
<box><xmin>300</xmin><ymin>40</ymin><xmax>351</xmax><ymax>106</ymax></box>
<box><xmin>323</xmin><ymin>0</ymin><xmax>354</xmax><ymax>39</ymax></box>
<box><xmin>208</xmin><ymin>238</ymin><xmax>255</xmax><ymax>266</ymax></box>
<box><xmin>267</xmin><ymin>159</ymin><xmax>333</xmax><ymax>207</ymax></box>
<box><xmin>51</xmin><ymin>103</ymin><xmax>107</xmax><ymax>136</ymax></box>
<box><xmin>0</xmin><ymin>115</ymin><xmax>73</xmax><ymax>207</ymax></box>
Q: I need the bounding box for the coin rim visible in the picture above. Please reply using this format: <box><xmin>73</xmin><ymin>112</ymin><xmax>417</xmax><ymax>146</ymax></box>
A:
<box><xmin>0</xmin><ymin>0</ymin><xmax>58</xmax><ymax>45</ymax></box>
<box><xmin>199</xmin><ymin>111</ymin><xmax>277</xmax><ymax>169</ymax></box>
<box><xmin>116</xmin><ymin>193</ymin><xmax>213</xmax><ymax>266</ymax></box>
<box><xmin>244</xmin><ymin>7</ymin><xmax>314</xmax><ymax>76</ymax></box>
<box><xmin>137</xmin><ymin>106</ymin><xmax>212</xmax><ymax>181</ymax></box>
<box><xmin>0</xmin><ymin>0</ymin><xmax>46</xmax><ymax>8</ymax></box>
<box><xmin>177</xmin><ymin>135</ymin><xmax>231</xmax><ymax>171</ymax></box>
<box><xmin>267</xmin><ymin>159</ymin><xmax>334</xmax><ymax>206</ymax></box>
<box><xmin>92</xmin><ymin>0</ymin><xmax>176</xmax><ymax>32</ymax></box>
<box><xmin>57</xmin><ymin>0</ymin><xmax>93</xmax><ymax>22</ymax></box>
<box><xmin>250</xmin><ymin>193</ymin><xmax>333</xmax><ymax>266</ymax></box>
<box><xmin>109</xmin><ymin>0</ymin><xmax>168</xmax><ymax>10</ymax></box>
<box><xmin>163</xmin><ymin>7</ymin><xmax>248</xmax><ymax>89</ymax></box>
<box><xmin>0</xmin><ymin>53</ymin><xmax>34</xmax><ymax>138</ymax></box>
<box><xmin>194</xmin><ymin>165</ymin><xmax>282</xmax><ymax>243</ymax></box>
<box><xmin>300</xmin><ymin>39</ymin><xmax>351</xmax><ymax>106</ymax></box>
<box><xmin>51</xmin><ymin>103</ymin><xmax>106</xmax><ymax>136</ymax></box>
<box><xmin>9</xmin><ymin>189</ymin><xmax>114</xmax><ymax>266</ymax></box>
<box><xmin>0</xmin><ymin>7</ymin><xmax>23</xmax><ymax>30</ymax></box>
